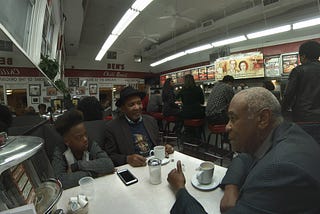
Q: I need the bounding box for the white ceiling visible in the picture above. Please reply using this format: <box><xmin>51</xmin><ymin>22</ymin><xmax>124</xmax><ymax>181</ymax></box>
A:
<box><xmin>63</xmin><ymin>0</ymin><xmax>320</xmax><ymax>73</ymax></box>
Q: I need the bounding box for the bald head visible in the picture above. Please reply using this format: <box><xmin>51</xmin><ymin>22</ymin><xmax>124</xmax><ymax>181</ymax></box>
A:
<box><xmin>235</xmin><ymin>87</ymin><xmax>283</xmax><ymax>124</ymax></box>
<box><xmin>227</xmin><ymin>87</ymin><xmax>283</xmax><ymax>154</ymax></box>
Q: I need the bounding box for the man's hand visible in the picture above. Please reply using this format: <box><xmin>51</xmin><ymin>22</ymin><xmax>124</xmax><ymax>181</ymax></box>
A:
<box><xmin>220</xmin><ymin>184</ymin><xmax>239</xmax><ymax>213</ymax></box>
<box><xmin>127</xmin><ymin>154</ymin><xmax>147</xmax><ymax>167</ymax></box>
<box><xmin>167</xmin><ymin>160</ymin><xmax>185</xmax><ymax>192</ymax></box>
<box><xmin>165</xmin><ymin>144</ymin><xmax>174</xmax><ymax>155</ymax></box>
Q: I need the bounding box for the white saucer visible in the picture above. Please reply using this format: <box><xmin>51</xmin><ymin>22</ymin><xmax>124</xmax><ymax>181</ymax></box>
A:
<box><xmin>161</xmin><ymin>158</ymin><xmax>170</xmax><ymax>165</ymax></box>
<box><xmin>148</xmin><ymin>156</ymin><xmax>170</xmax><ymax>165</ymax></box>
<box><xmin>191</xmin><ymin>174</ymin><xmax>220</xmax><ymax>191</ymax></box>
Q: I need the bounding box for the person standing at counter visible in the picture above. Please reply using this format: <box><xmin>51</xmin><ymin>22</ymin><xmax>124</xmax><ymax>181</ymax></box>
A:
<box><xmin>282</xmin><ymin>40</ymin><xmax>320</xmax><ymax>143</ymax></box>
<box><xmin>52</xmin><ymin>110</ymin><xmax>114</xmax><ymax>189</ymax></box>
<box><xmin>168</xmin><ymin>87</ymin><xmax>320</xmax><ymax>213</ymax></box>
<box><xmin>105</xmin><ymin>86</ymin><xmax>174</xmax><ymax>167</ymax></box>
<box><xmin>162</xmin><ymin>78</ymin><xmax>180</xmax><ymax>117</ymax></box>
<box><xmin>177</xmin><ymin>74</ymin><xmax>205</xmax><ymax>119</ymax></box>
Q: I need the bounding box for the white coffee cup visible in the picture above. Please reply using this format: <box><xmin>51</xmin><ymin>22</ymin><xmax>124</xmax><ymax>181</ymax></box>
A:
<box><xmin>79</xmin><ymin>176</ymin><xmax>95</xmax><ymax>200</ymax></box>
<box><xmin>149</xmin><ymin>145</ymin><xmax>165</xmax><ymax>160</ymax></box>
<box><xmin>196</xmin><ymin>161</ymin><xmax>214</xmax><ymax>185</ymax></box>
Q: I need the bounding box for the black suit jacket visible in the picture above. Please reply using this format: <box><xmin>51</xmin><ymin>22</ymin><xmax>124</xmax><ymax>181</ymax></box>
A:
<box><xmin>104</xmin><ymin>114</ymin><xmax>159</xmax><ymax>166</ymax></box>
<box><xmin>171</xmin><ymin>122</ymin><xmax>320</xmax><ymax>214</ymax></box>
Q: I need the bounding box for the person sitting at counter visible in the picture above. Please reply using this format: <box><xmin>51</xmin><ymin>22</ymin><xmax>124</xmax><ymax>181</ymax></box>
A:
<box><xmin>52</xmin><ymin>110</ymin><xmax>114</xmax><ymax>189</ymax></box>
<box><xmin>167</xmin><ymin>87</ymin><xmax>320</xmax><ymax>213</ymax></box>
<box><xmin>104</xmin><ymin>86</ymin><xmax>174</xmax><ymax>167</ymax></box>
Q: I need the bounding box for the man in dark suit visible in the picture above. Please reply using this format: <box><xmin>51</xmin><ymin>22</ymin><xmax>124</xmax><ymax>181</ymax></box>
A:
<box><xmin>167</xmin><ymin>87</ymin><xmax>320</xmax><ymax>213</ymax></box>
<box><xmin>105</xmin><ymin>86</ymin><xmax>174</xmax><ymax>167</ymax></box>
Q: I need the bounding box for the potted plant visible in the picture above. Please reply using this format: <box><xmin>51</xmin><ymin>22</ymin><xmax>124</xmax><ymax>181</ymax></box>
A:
<box><xmin>39</xmin><ymin>55</ymin><xmax>59</xmax><ymax>81</ymax></box>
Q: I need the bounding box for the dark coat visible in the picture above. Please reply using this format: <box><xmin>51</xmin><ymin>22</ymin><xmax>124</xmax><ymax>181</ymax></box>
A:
<box><xmin>104</xmin><ymin>114</ymin><xmax>160</xmax><ymax>166</ymax></box>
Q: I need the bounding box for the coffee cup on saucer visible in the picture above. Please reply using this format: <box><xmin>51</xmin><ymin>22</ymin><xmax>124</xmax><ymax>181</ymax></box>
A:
<box><xmin>196</xmin><ymin>161</ymin><xmax>214</xmax><ymax>185</ymax></box>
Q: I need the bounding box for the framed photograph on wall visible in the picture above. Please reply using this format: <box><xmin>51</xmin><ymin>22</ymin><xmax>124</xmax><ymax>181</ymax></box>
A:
<box><xmin>68</xmin><ymin>77</ymin><xmax>79</xmax><ymax>87</ymax></box>
<box><xmin>43</xmin><ymin>97</ymin><xmax>51</xmax><ymax>103</ymax></box>
<box><xmin>29</xmin><ymin>84</ymin><xmax>41</xmax><ymax>96</ymax></box>
<box><xmin>31</xmin><ymin>97</ymin><xmax>40</xmax><ymax>104</ymax></box>
<box><xmin>89</xmin><ymin>84</ymin><xmax>98</xmax><ymax>94</ymax></box>
<box><xmin>47</xmin><ymin>87</ymin><xmax>57</xmax><ymax>96</ymax></box>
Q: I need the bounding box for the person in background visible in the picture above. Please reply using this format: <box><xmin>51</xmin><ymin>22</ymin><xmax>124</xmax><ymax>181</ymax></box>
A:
<box><xmin>141</xmin><ymin>85</ymin><xmax>150</xmax><ymax>113</ymax></box>
<box><xmin>52</xmin><ymin>110</ymin><xmax>114</xmax><ymax>189</ymax></box>
<box><xmin>24</xmin><ymin>106</ymin><xmax>37</xmax><ymax>115</ymax></box>
<box><xmin>38</xmin><ymin>103</ymin><xmax>47</xmax><ymax>115</ymax></box>
<box><xmin>147</xmin><ymin>90</ymin><xmax>162</xmax><ymax>113</ymax></box>
<box><xmin>263</xmin><ymin>80</ymin><xmax>280</xmax><ymax>100</ymax></box>
<box><xmin>282</xmin><ymin>40</ymin><xmax>320</xmax><ymax>143</ymax></box>
<box><xmin>167</xmin><ymin>87</ymin><xmax>320</xmax><ymax>213</ymax></box>
<box><xmin>0</xmin><ymin>104</ymin><xmax>12</xmax><ymax>132</ymax></box>
<box><xmin>77</xmin><ymin>96</ymin><xmax>103</xmax><ymax>121</ymax></box>
<box><xmin>100</xmin><ymin>94</ymin><xmax>112</xmax><ymax>117</ymax></box>
<box><xmin>162</xmin><ymin>78</ymin><xmax>180</xmax><ymax>117</ymax></box>
<box><xmin>104</xmin><ymin>86</ymin><xmax>174</xmax><ymax>167</ymax></box>
<box><xmin>147</xmin><ymin>89</ymin><xmax>163</xmax><ymax>130</ymax></box>
<box><xmin>177</xmin><ymin>74</ymin><xmax>205</xmax><ymax>119</ymax></box>
<box><xmin>206</xmin><ymin>75</ymin><xmax>234</xmax><ymax>125</ymax></box>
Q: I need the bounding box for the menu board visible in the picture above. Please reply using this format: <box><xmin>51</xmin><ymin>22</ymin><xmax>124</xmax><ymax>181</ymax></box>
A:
<box><xmin>191</xmin><ymin>69</ymin><xmax>199</xmax><ymax>81</ymax></box>
<box><xmin>281</xmin><ymin>52</ymin><xmax>299</xmax><ymax>74</ymax></box>
<box><xmin>184</xmin><ymin>70</ymin><xmax>191</xmax><ymax>75</ymax></box>
<box><xmin>264</xmin><ymin>55</ymin><xmax>281</xmax><ymax>77</ymax></box>
<box><xmin>207</xmin><ymin>65</ymin><xmax>215</xmax><ymax>80</ymax></box>
<box><xmin>199</xmin><ymin>67</ymin><xmax>207</xmax><ymax>81</ymax></box>
<box><xmin>176</xmin><ymin>71</ymin><xmax>184</xmax><ymax>84</ymax></box>
<box><xmin>215</xmin><ymin>52</ymin><xmax>264</xmax><ymax>80</ymax></box>
<box><xmin>171</xmin><ymin>73</ymin><xmax>177</xmax><ymax>83</ymax></box>
<box><xmin>160</xmin><ymin>75</ymin><xmax>166</xmax><ymax>86</ymax></box>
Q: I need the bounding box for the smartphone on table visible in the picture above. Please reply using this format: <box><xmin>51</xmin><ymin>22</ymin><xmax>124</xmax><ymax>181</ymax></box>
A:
<box><xmin>117</xmin><ymin>169</ymin><xmax>138</xmax><ymax>186</ymax></box>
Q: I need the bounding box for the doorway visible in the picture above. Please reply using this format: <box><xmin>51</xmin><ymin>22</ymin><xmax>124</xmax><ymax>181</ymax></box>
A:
<box><xmin>7</xmin><ymin>89</ymin><xmax>27</xmax><ymax>116</ymax></box>
<box><xmin>99</xmin><ymin>87</ymin><xmax>113</xmax><ymax>110</ymax></box>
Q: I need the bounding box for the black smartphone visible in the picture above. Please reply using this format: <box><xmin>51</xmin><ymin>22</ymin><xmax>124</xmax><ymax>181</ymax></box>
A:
<box><xmin>117</xmin><ymin>169</ymin><xmax>138</xmax><ymax>186</ymax></box>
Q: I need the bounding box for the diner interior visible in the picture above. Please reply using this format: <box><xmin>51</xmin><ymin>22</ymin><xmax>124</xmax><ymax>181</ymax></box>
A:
<box><xmin>1</xmin><ymin>0</ymin><xmax>320</xmax><ymax>213</ymax></box>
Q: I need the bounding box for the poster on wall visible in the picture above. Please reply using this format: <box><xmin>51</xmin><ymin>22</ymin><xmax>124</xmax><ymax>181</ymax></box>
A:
<box><xmin>191</xmin><ymin>69</ymin><xmax>199</xmax><ymax>81</ymax></box>
<box><xmin>215</xmin><ymin>52</ymin><xmax>264</xmax><ymax>80</ymax></box>
<box><xmin>264</xmin><ymin>55</ymin><xmax>281</xmax><ymax>77</ymax></box>
<box><xmin>199</xmin><ymin>67</ymin><xmax>207</xmax><ymax>81</ymax></box>
<box><xmin>207</xmin><ymin>65</ymin><xmax>215</xmax><ymax>80</ymax></box>
<box><xmin>281</xmin><ymin>52</ymin><xmax>299</xmax><ymax>74</ymax></box>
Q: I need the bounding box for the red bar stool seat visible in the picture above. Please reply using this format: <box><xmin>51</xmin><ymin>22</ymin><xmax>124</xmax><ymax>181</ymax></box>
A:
<box><xmin>206</xmin><ymin>124</ymin><xmax>233</xmax><ymax>165</ymax></box>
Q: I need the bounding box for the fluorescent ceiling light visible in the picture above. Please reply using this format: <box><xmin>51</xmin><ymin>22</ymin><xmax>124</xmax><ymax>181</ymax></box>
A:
<box><xmin>293</xmin><ymin>17</ymin><xmax>320</xmax><ymax>29</ymax></box>
<box><xmin>185</xmin><ymin>44</ymin><xmax>213</xmax><ymax>54</ymax></box>
<box><xmin>165</xmin><ymin>52</ymin><xmax>187</xmax><ymax>61</ymax></box>
<box><xmin>112</xmin><ymin>9</ymin><xmax>139</xmax><ymax>35</ymax></box>
<box><xmin>95</xmin><ymin>34</ymin><xmax>118</xmax><ymax>61</ymax></box>
<box><xmin>132</xmin><ymin>0</ymin><xmax>153</xmax><ymax>11</ymax></box>
<box><xmin>247</xmin><ymin>25</ymin><xmax>291</xmax><ymax>39</ymax></box>
<box><xmin>212</xmin><ymin>35</ymin><xmax>247</xmax><ymax>47</ymax></box>
<box><xmin>150</xmin><ymin>58</ymin><xmax>168</xmax><ymax>67</ymax></box>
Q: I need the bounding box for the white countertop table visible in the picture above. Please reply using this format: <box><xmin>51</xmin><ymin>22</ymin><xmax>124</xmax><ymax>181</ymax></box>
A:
<box><xmin>56</xmin><ymin>151</ymin><xmax>227</xmax><ymax>214</ymax></box>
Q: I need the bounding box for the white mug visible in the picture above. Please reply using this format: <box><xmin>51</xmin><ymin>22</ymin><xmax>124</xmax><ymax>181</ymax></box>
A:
<box><xmin>196</xmin><ymin>161</ymin><xmax>214</xmax><ymax>185</ymax></box>
<box><xmin>149</xmin><ymin>145</ymin><xmax>165</xmax><ymax>160</ymax></box>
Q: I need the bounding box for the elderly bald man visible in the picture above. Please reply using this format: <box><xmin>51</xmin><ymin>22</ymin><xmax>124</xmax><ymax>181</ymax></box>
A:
<box><xmin>167</xmin><ymin>87</ymin><xmax>320</xmax><ymax>214</ymax></box>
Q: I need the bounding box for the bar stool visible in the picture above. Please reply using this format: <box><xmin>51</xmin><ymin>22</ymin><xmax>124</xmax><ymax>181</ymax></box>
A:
<box><xmin>205</xmin><ymin>124</ymin><xmax>232</xmax><ymax>165</ymax></box>
<box><xmin>181</xmin><ymin>118</ymin><xmax>205</xmax><ymax>152</ymax></box>
<box><xmin>163</xmin><ymin>116</ymin><xmax>178</xmax><ymax>147</ymax></box>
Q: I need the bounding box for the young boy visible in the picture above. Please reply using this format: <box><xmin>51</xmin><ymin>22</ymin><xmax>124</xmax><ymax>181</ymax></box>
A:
<box><xmin>52</xmin><ymin>110</ymin><xmax>114</xmax><ymax>189</ymax></box>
